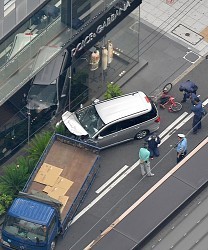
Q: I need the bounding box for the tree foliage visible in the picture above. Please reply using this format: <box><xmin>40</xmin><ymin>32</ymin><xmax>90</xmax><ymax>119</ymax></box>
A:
<box><xmin>104</xmin><ymin>82</ymin><xmax>123</xmax><ymax>100</ymax></box>
<box><xmin>0</xmin><ymin>161</ymin><xmax>30</xmax><ymax>196</ymax></box>
<box><xmin>0</xmin><ymin>194</ymin><xmax>13</xmax><ymax>215</ymax></box>
<box><xmin>54</xmin><ymin>122</ymin><xmax>66</xmax><ymax>135</ymax></box>
<box><xmin>26</xmin><ymin>131</ymin><xmax>53</xmax><ymax>162</ymax></box>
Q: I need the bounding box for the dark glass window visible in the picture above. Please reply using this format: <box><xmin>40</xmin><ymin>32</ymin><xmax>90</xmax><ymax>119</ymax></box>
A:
<box><xmin>100</xmin><ymin>123</ymin><xmax>118</xmax><ymax>136</ymax></box>
<box><xmin>100</xmin><ymin>119</ymin><xmax>135</xmax><ymax>137</ymax></box>
<box><xmin>134</xmin><ymin>103</ymin><xmax>157</xmax><ymax>124</ymax></box>
<box><xmin>48</xmin><ymin>216</ymin><xmax>56</xmax><ymax>237</ymax></box>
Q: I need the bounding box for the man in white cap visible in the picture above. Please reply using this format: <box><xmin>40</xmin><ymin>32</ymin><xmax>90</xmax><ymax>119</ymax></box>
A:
<box><xmin>176</xmin><ymin>134</ymin><xmax>187</xmax><ymax>163</ymax></box>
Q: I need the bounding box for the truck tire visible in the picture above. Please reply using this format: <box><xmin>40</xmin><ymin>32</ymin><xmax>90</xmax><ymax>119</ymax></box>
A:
<box><xmin>51</xmin><ymin>241</ymin><xmax>56</xmax><ymax>250</ymax></box>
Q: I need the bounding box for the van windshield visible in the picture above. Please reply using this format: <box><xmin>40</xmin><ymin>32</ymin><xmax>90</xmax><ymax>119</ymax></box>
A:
<box><xmin>75</xmin><ymin>106</ymin><xmax>105</xmax><ymax>137</ymax></box>
<box><xmin>4</xmin><ymin>215</ymin><xmax>47</xmax><ymax>242</ymax></box>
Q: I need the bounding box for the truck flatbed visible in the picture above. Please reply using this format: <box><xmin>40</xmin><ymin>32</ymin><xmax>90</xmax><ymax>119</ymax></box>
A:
<box><xmin>25</xmin><ymin>134</ymin><xmax>100</xmax><ymax>225</ymax></box>
<box><xmin>0</xmin><ymin>134</ymin><xmax>100</xmax><ymax>250</ymax></box>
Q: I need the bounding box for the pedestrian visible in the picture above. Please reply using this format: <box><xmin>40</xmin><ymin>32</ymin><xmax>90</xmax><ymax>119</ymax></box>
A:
<box><xmin>176</xmin><ymin>134</ymin><xmax>187</xmax><ymax>163</ymax></box>
<box><xmin>139</xmin><ymin>143</ymin><xmax>154</xmax><ymax>177</ymax></box>
<box><xmin>191</xmin><ymin>97</ymin><xmax>203</xmax><ymax>134</ymax></box>
<box><xmin>179</xmin><ymin>80</ymin><xmax>198</xmax><ymax>103</ymax></box>
<box><xmin>145</xmin><ymin>133</ymin><xmax>161</xmax><ymax>159</ymax></box>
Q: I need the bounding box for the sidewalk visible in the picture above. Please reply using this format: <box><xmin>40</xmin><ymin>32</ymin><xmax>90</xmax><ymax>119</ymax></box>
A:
<box><xmin>135</xmin><ymin>0</ymin><xmax>208</xmax><ymax>58</ymax></box>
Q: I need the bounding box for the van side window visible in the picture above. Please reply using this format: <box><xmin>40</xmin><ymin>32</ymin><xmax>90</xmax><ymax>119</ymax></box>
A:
<box><xmin>100</xmin><ymin>118</ymin><xmax>136</xmax><ymax>137</ymax></box>
<box><xmin>117</xmin><ymin>119</ymin><xmax>136</xmax><ymax>130</ymax></box>
<box><xmin>100</xmin><ymin>124</ymin><xmax>118</xmax><ymax>136</ymax></box>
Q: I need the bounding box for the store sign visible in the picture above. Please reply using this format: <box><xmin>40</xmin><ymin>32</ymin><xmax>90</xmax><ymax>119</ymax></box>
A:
<box><xmin>71</xmin><ymin>1</ymin><xmax>131</xmax><ymax>57</ymax></box>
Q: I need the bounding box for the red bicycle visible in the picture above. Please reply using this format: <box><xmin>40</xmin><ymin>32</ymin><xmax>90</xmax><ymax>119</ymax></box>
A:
<box><xmin>149</xmin><ymin>83</ymin><xmax>182</xmax><ymax>112</ymax></box>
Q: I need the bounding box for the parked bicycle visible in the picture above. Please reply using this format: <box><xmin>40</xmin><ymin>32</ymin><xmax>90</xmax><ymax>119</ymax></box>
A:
<box><xmin>149</xmin><ymin>83</ymin><xmax>182</xmax><ymax>112</ymax></box>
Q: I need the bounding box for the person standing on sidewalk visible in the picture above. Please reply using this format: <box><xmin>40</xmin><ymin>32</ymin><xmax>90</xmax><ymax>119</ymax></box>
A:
<box><xmin>191</xmin><ymin>97</ymin><xmax>203</xmax><ymax>134</ymax></box>
<box><xmin>139</xmin><ymin>143</ymin><xmax>154</xmax><ymax>177</ymax></box>
<box><xmin>145</xmin><ymin>133</ymin><xmax>161</xmax><ymax>159</ymax></box>
<box><xmin>176</xmin><ymin>134</ymin><xmax>187</xmax><ymax>163</ymax></box>
<box><xmin>179</xmin><ymin>80</ymin><xmax>198</xmax><ymax>103</ymax></box>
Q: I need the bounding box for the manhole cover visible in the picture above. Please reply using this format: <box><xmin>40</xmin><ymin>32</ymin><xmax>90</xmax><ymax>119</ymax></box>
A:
<box><xmin>171</xmin><ymin>24</ymin><xmax>204</xmax><ymax>45</ymax></box>
<box><xmin>183</xmin><ymin>51</ymin><xmax>200</xmax><ymax>63</ymax></box>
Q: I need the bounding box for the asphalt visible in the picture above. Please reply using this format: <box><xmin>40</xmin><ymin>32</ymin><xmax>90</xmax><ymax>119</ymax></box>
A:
<box><xmin>54</xmin><ymin>13</ymin><xmax>208</xmax><ymax>250</ymax></box>
<box><xmin>59</xmin><ymin>12</ymin><xmax>208</xmax><ymax>250</ymax></box>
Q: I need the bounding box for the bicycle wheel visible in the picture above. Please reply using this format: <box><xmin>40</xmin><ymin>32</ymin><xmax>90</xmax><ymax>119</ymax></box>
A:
<box><xmin>170</xmin><ymin>102</ymin><xmax>182</xmax><ymax>112</ymax></box>
<box><xmin>163</xmin><ymin>83</ymin><xmax>172</xmax><ymax>93</ymax></box>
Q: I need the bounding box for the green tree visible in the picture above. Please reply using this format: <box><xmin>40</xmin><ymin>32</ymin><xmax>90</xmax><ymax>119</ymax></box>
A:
<box><xmin>104</xmin><ymin>82</ymin><xmax>123</xmax><ymax>100</ymax></box>
<box><xmin>26</xmin><ymin>131</ymin><xmax>53</xmax><ymax>162</ymax></box>
<box><xmin>0</xmin><ymin>194</ymin><xmax>13</xmax><ymax>210</ymax></box>
<box><xmin>16</xmin><ymin>155</ymin><xmax>36</xmax><ymax>175</ymax></box>
<box><xmin>0</xmin><ymin>204</ymin><xmax>5</xmax><ymax>216</ymax></box>
<box><xmin>0</xmin><ymin>193</ymin><xmax>16</xmax><ymax>216</ymax></box>
<box><xmin>54</xmin><ymin>122</ymin><xmax>66</xmax><ymax>135</ymax></box>
<box><xmin>0</xmin><ymin>162</ymin><xmax>30</xmax><ymax>196</ymax></box>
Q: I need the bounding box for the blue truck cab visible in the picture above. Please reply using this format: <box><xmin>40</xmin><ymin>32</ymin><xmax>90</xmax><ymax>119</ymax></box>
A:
<box><xmin>1</xmin><ymin>196</ymin><xmax>61</xmax><ymax>250</ymax></box>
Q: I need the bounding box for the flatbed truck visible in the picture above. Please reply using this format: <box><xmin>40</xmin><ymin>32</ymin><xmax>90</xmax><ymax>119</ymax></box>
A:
<box><xmin>0</xmin><ymin>134</ymin><xmax>100</xmax><ymax>250</ymax></box>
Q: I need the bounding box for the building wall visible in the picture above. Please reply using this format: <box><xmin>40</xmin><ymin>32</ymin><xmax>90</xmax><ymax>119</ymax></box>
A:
<box><xmin>0</xmin><ymin>0</ymin><xmax>48</xmax><ymax>40</ymax></box>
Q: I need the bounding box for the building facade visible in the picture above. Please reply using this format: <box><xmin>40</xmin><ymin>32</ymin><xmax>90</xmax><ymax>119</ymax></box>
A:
<box><xmin>0</xmin><ymin>0</ymin><xmax>142</xmax><ymax>162</ymax></box>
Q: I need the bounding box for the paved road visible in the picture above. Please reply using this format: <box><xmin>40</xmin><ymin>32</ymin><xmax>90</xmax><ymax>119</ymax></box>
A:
<box><xmin>54</xmin><ymin>36</ymin><xmax>208</xmax><ymax>250</ymax></box>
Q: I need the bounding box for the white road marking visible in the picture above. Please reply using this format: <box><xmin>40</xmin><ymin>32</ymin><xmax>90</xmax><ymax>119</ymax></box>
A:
<box><xmin>96</xmin><ymin>165</ymin><xmax>129</xmax><ymax>194</ymax></box>
<box><xmin>203</xmin><ymin>99</ymin><xmax>208</xmax><ymax>106</ymax></box>
<box><xmin>71</xmin><ymin>130</ymin><xmax>169</xmax><ymax>225</ymax></box>
<box><xmin>95</xmin><ymin>112</ymin><xmax>189</xmax><ymax>195</ymax></box>
<box><xmin>160</xmin><ymin>98</ymin><xmax>208</xmax><ymax>144</ymax></box>
<box><xmin>95</xmin><ymin>113</ymin><xmax>189</xmax><ymax>195</ymax></box>
<box><xmin>160</xmin><ymin>113</ymin><xmax>194</xmax><ymax>144</ymax></box>
<box><xmin>159</xmin><ymin>112</ymin><xmax>189</xmax><ymax>138</ymax></box>
<box><xmin>71</xmin><ymin>161</ymin><xmax>140</xmax><ymax>225</ymax></box>
<box><xmin>71</xmin><ymin>98</ymin><xmax>208</xmax><ymax>225</ymax></box>
<box><xmin>55</xmin><ymin>0</ymin><xmax>61</xmax><ymax>7</ymax></box>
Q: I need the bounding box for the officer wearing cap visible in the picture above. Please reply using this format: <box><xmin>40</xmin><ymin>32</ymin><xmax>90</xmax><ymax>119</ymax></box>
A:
<box><xmin>191</xmin><ymin>97</ymin><xmax>203</xmax><ymax>134</ymax></box>
<box><xmin>176</xmin><ymin>134</ymin><xmax>187</xmax><ymax>163</ymax></box>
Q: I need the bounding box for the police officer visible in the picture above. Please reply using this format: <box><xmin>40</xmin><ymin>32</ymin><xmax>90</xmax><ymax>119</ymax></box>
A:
<box><xmin>145</xmin><ymin>133</ymin><xmax>161</xmax><ymax>159</ymax></box>
<box><xmin>179</xmin><ymin>80</ymin><xmax>198</xmax><ymax>103</ymax></box>
<box><xmin>191</xmin><ymin>97</ymin><xmax>203</xmax><ymax>134</ymax></box>
<box><xmin>176</xmin><ymin>134</ymin><xmax>187</xmax><ymax>163</ymax></box>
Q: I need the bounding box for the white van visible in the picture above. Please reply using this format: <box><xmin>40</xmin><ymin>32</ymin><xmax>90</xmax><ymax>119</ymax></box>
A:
<box><xmin>62</xmin><ymin>91</ymin><xmax>160</xmax><ymax>148</ymax></box>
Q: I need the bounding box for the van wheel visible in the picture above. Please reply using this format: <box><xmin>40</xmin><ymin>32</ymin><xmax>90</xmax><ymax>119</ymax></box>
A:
<box><xmin>50</xmin><ymin>241</ymin><xmax>56</xmax><ymax>250</ymax></box>
<box><xmin>135</xmin><ymin>130</ymin><xmax>149</xmax><ymax>140</ymax></box>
